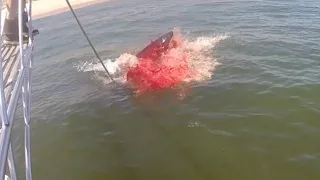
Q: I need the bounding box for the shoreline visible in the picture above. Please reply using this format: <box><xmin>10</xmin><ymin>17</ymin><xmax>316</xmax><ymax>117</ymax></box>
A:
<box><xmin>32</xmin><ymin>0</ymin><xmax>110</xmax><ymax>20</ymax></box>
<box><xmin>1</xmin><ymin>0</ymin><xmax>110</xmax><ymax>34</ymax></box>
<box><xmin>1</xmin><ymin>0</ymin><xmax>110</xmax><ymax>20</ymax></box>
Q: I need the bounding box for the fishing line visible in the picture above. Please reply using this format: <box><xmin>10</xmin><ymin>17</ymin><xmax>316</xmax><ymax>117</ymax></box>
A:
<box><xmin>65</xmin><ymin>0</ymin><xmax>116</xmax><ymax>84</ymax></box>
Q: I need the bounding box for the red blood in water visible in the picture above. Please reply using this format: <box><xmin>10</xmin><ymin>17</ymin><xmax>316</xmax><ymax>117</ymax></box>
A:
<box><xmin>126</xmin><ymin>40</ymin><xmax>194</xmax><ymax>94</ymax></box>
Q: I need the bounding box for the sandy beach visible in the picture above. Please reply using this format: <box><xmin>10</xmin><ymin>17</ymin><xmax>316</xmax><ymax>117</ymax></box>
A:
<box><xmin>32</xmin><ymin>0</ymin><xmax>110</xmax><ymax>19</ymax></box>
<box><xmin>1</xmin><ymin>0</ymin><xmax>109</xmax><ymax>33</ymax></box>
<box><xmin>1</xmin><ymin>0</ymin><xmax>110</xmax><ymax>20</ymax></box>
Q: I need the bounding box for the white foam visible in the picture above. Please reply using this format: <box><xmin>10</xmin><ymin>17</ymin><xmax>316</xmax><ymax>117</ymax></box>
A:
<box><xmin>183</xmin><ymin>34</ymin><xmax>229</xmax><ymax>82</ymax></box>
<box><xmin>76</xmin><ymin>30</ymin><xmax>229</xmax><ymax>85</ymax></box>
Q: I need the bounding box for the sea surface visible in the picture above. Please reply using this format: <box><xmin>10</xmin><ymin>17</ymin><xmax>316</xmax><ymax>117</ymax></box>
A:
<box><xmin>10</xmin><ymin>0</ymin><xmax>320</xmax><ymax>179</ymax></box>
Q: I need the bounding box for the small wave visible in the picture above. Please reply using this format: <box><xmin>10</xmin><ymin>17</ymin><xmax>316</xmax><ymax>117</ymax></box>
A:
<box><xmin>76</xmin><ymin>28</ymin><xmax>229</xmax><ymax>90</ymax></box>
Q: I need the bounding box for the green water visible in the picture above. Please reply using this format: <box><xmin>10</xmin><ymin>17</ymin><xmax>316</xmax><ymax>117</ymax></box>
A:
<box><xmin>10</xmin><ymin>0</ymin><xmax>320</xmax><ymax>179</ymax></box>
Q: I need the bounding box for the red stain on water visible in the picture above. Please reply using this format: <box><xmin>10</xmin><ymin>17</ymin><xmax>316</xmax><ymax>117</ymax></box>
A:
<box><xmin>126</xmin><ymin>37</ymin><xmax>196</xmax><ymax>94</ymax></box>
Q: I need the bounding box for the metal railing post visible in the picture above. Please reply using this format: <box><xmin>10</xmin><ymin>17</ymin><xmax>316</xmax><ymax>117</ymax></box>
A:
<box><xmin>0</xmin><ymin>0</ymin><xmax>35</xmax><ymax>179</ymax></box>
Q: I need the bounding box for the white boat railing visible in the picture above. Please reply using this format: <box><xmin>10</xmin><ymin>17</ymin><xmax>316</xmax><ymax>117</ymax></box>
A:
<box><xmin>0</xmin><ymin>0</ymin><xmax>35</xmax><ymax>180</ymax></box>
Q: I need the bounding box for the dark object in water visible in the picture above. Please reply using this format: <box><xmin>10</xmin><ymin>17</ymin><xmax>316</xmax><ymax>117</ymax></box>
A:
<box><xmin>136</xmin><ymin>31</ymin><xmax>174</xmax><ymax>60</ymax></box>
<box><xmin>126</xmin><ymin>30</ymin><xmax>188</xmax><ymax>94</ymax></box>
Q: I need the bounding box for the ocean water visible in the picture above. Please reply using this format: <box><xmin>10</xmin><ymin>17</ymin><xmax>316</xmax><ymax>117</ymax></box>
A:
<box><xmin>10</xmin><ymin>0</ymin><xmax>320</xmax><ymax>179</ymax></box>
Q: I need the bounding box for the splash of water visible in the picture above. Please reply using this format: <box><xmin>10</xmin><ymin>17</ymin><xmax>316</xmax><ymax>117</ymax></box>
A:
<box><xmin>76</xmin><ymin>29</ymin><xmax>229</xmax><ymax>95</ymax></box>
